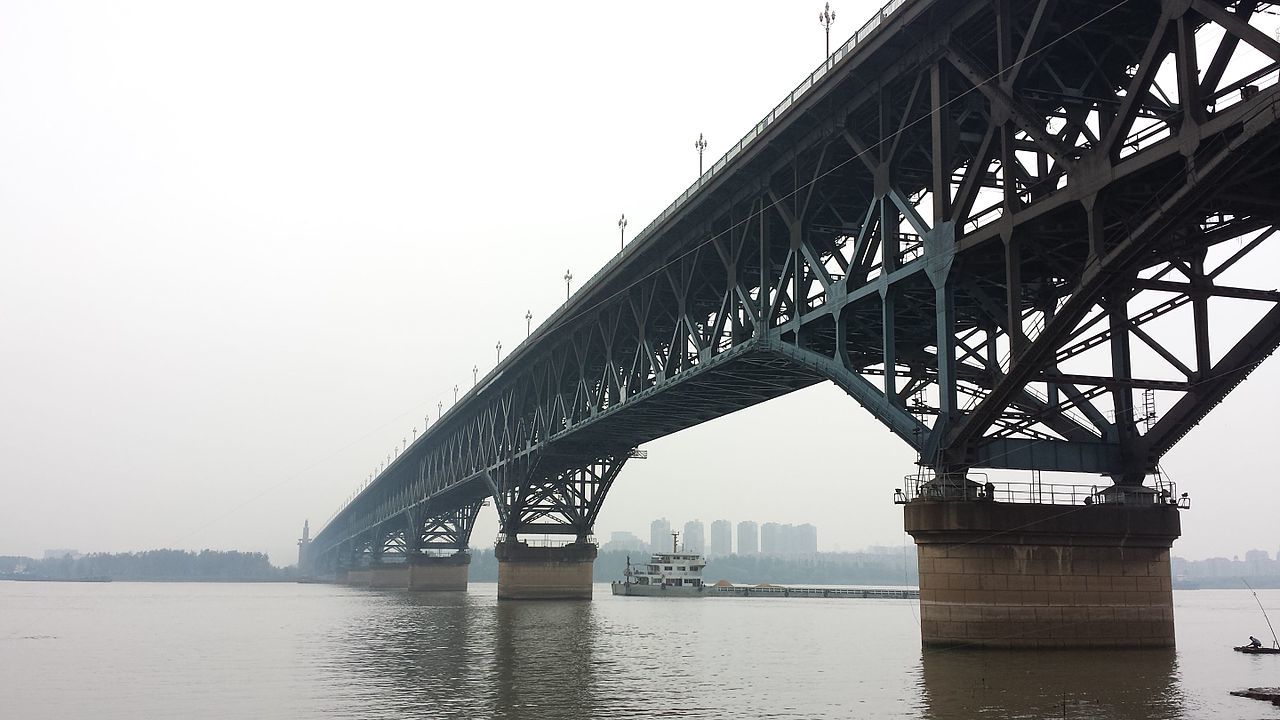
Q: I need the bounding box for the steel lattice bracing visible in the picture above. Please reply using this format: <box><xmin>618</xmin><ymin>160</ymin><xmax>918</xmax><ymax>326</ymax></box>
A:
<box><xmin>311</xmin><ymin>0</ymin><xmax>1280</xmax><ymax>571</ymax></box>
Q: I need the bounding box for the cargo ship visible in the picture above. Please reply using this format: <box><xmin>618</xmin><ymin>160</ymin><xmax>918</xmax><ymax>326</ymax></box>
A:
<box><xmin>610</xmin><ymin>532</ymin><xmax>707</xmax><ymax>597</ymax></box>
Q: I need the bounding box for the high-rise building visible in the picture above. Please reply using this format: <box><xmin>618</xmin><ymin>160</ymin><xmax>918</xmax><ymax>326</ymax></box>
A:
<box><xmin>603</xmin><ymin>531</ymin><xmax>647</xmax><ymax>553</ymax></box>
<box><xmin>796</xmin><ymin>523</ymin><xmax>818</xmax><ymax>556</ymax></box>
<box><xmin>683</xmin><ymin>519</ymin><xmax>705</xmax><ymax>554</ymax></box>
<box><xmin>737</xmin><ymin>520</ymin><xmax>759</xmax><ymax>556</ymax></box>
<box><xmin>760</xmin><ymin>522</ymin><xmax>782</xmax><ymax>556</ymax></box>
<box><xmin>709</xmin><ymin>520</ymin><xmax>733</xmax><ymax>557</ymax></box>
<box><xmin>779</xmin><ymin>524</ymin><xmax>799</xmax><ymax>556</ymax></box>
<box><xmin>650</xmin><ymin>518</ymin><xmax>671</xmax><ymax>552</ymax></box>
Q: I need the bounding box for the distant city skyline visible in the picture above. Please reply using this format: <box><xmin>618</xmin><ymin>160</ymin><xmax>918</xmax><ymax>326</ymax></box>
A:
<box><xmin>619</xmin><ymin>517</ymin><xmax>822</xmax><ymax>557</ymax></box>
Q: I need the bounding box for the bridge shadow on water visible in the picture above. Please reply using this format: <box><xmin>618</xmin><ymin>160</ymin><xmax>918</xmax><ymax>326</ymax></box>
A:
<box><xmin>916</xmin><ymin>647</ymin><xmax>1183</xmax><ymax>719</ymax></box>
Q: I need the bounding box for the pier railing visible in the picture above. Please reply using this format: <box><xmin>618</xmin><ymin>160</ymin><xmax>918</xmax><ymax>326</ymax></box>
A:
<box><xmin>893</xmin><ymin>473</ymin><xmax>1190</xmax><ymax>508</ymax></box>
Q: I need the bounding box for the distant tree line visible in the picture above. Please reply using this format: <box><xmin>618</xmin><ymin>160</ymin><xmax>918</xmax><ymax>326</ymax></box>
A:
<box><xmin>468</xmin><ymin>547</ymin><xmax>918</xmax><ymax>585</ymax></box>
<box><xmin>0</xmin><ymin>549</ymin><xmax>293</xmax><ymax>582</ymax></box>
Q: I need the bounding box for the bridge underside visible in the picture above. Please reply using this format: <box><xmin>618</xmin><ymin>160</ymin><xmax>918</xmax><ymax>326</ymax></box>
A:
<box><xmin>311</xmin><ymin>0</ymin><xmax>1280</xmax><ymax>597</ymax></box>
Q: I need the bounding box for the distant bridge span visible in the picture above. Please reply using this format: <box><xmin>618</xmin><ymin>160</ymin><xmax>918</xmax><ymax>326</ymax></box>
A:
<box><xmin>310</xmin><ymin>0</ymin><xmax>1280</xmax><ymax>579</ymax></box>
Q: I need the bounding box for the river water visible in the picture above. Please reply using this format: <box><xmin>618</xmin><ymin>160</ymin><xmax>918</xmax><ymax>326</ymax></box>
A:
<box><xmin>2</xmin><ymin>581</ymin><xmax>1278</xmax><ymax>719</ymax></box>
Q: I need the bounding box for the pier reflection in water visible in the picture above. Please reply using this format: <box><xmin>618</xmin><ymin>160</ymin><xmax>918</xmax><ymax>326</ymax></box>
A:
<box><xmin>319</xmin><ymin>585</ymin><xmax>927</xmax><ymax>719</ymax></box>
<box><xmin>13</xmin><ymin>583</ymin><xmax>1267</xmax><ymax>718</ymax></box>
<box><xmin>489</xmin><ymin>600</ymin><xmax>600</xmax><ymax>719</ymax></box>
<box><xmin>315</xmin><ymin>586</ymin><xmax>1234</xmax><ymax>720</ymax></box>
<box><xmin>918</xmin><ymin>647</ymin><xmax>1183</xmax><ymax>719</ymax></box>
<box><xmin>320</xmin><ymin>590</ymin><xmax>488</xmax><ymax>718</ymax></box>
<box><xmin>321</xmin><ymin>590</ymin><xmax>606</xmax><ymax>720</ymax></box>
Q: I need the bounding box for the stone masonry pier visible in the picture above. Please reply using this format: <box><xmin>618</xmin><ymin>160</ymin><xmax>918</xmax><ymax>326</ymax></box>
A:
<box><xmin>495</xmin><ymin>540</ymin><xmax>596</xmax><ymax>600</ymax></box>
<box><xmin>905</xmin><ymin>500</ymin><xmax>1181</xmax><ymax>648</ymax></box>
<box><xmin>408</xmin><ymin>553</ymin><xmax>470</xmax><ymax>591</ymax></box>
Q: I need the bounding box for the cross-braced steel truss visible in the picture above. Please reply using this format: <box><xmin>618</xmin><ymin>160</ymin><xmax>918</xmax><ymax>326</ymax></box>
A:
<box><xmin>312</xmin><ymin>0</ymin><xmax>1280</xmax><ymax>569</ymax></box>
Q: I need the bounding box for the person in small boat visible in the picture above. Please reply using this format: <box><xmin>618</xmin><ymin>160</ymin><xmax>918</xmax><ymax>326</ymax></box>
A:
<box><xmin>1248</xmin><ymin>636</ymin><xmax>1263</xmax><ymax>649</ymax></box>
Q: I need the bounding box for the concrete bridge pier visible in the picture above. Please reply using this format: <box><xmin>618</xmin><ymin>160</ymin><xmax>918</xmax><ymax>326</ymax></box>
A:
<box><xmin>408</xmin><ymin>552</ymin><xmax>471</xmax><ymax>591</ymax></box>
<box><xmin>368</xmin><ymin>562</ymin><xmax>409</xmax><ymax>588</ymax></box>
<box><xmin>344</xmin><ymin>567</ymin><xmax>372</xmax><ymax>586</ymax></box>
<box><xmin>495</xmin><ymin>540</ymin><xmax>597</xmax><ymax>600</ymax></box>
<box><xmin>905</xmin><ymin>498</ymin><xmax>1181</xmax><ymax>648</ymax></box>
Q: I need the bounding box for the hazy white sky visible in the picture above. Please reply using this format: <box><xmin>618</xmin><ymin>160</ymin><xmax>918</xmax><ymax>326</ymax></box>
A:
<box><xmin>3</xmin><ymin>0</ymin><xmax>1278</xmax><ymax>566</ymax></box>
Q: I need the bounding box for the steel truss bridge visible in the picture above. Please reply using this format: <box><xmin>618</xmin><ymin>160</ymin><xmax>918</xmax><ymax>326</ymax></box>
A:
<box><xmin>310</xmin><ymin>0</ymin><xmax>1280</xmax><ymax>572</ymax></box>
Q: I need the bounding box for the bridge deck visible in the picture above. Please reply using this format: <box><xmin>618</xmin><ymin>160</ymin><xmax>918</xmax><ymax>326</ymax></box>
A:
<box><xmin>312</xmin><ymin>0</ymin><xmax>1280</xmax><ymax>568</ymax></box>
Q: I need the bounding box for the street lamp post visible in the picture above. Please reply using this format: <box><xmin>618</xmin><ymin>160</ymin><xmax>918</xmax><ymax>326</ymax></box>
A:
<box><xmin>695</xmin><ymin>133</ymin><xmax>708</xmax><ymax>176</ymax></box>
<box><xmin>496</xmin><ymin>341</ymin><xmax>503</xmax><ymax>362</ymax></box>
<box><xmin>819</xmin><ymin>3</ymin><xmax>836</xmax><ymax>62</ymax></box>
<box><xmin>618</xmin><ymin>214</ymin><xmax>627</xmax><ymax>252</ymax></box>
<box><xmin>564</xmin><ymin>269</ymin><xmax>574</xmax><ymax>300</ymax></box>
<box><xmin>526</xmin><ymin>310</ymin><xmax>532</xmax><ymax>336</ymax></box>
<box><xmin>454</xmin><ymin>384</ymin><xmax>459</xmax><ymax>403</ymax></box>
<box><xmin>437</xmin><ymin>401</ymin><xmax>442</xmax><ymax>420</ymax></box>
<box><xmin>473</xmin><ymin>365</ymin><xmax>478</xmax><ymax>386</ymax></box>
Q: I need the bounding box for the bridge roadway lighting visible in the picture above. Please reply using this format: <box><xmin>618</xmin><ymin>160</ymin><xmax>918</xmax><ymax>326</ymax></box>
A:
<box><xmin>473</xmin><ymin>365</ymin><xmax>478</xmax><ymax>386</ymax></box>
<box><xmin>695</xmin><ymin>133</ymin><xmax>708</xmax><ymax>176</ymax></box>
<box><xmin>618</xmin><ymin>214</ymin><xmax>627</xmax><ymax>252</ymax></box>
<box><xmin>526</xmin><ymin>310</ymin><xmax>532</xmax><ymax>336</ymax></box>
<box><xmin>454</xmin><ymin>384</ymin><xmax>459</xmax><ymax>403</ymax></box>
<box><xmin>438</xmin><ymin>401</ymin><xmax>443</xmax><ymax>420</ymax></box>
<box><xmin>496</xmin><ymin>340</ymin><xmax>503</xmax><ymax>362</ymax></box>
<box><xmin>564</xmin><ymin>269</ymin><xmax>573</xmax><ymax>300</ymax></box>
<box><xmin>819</xmin><ymin>3</ymin><xmax>836</xmax><ymax>62</ymax></box>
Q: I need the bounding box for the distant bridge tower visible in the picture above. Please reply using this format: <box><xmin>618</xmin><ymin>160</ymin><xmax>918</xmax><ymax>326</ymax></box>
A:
<box><xmin>297</xmin><ymin>520</ymin><xmax>312</xmax><ymax>576</ymax></box>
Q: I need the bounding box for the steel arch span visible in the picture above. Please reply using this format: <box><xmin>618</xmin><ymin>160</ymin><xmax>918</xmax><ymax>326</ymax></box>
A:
<box><xmin>310</xmin><ymin>0</ymin><xmax>1280</xmax><ymax>572</ymax></box>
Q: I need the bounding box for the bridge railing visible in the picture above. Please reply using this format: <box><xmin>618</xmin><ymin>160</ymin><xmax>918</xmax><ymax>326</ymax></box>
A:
<box><xmin>613</xmin><ymin>0</ymin><xmax>915</xmax><ymax>276</ymax></box>
<box><xmin>893</xmin><ymin>472</ymin><xmax>1190</xmax><ymax>508</ymax></box>
<box><xmin>895</xmin><ymin>473</ymin><xmax>1100</xmax><ymax>506</ymax></box>
<box><xmin>497</xmin><ymin>535</ymin><xmax>599</xmax><ymax>548</ymax></box>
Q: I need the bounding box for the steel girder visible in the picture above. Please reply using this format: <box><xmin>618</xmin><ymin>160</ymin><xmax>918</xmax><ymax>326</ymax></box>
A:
<box><xmin>310</xmin><ymin>501</ymin><xmax>483</xmax><ymax>573</ymax></box>
<box><xmin>312</xmin><ymin>0</ymin><xmax>1280</xmax><ymax>568</ymax></box>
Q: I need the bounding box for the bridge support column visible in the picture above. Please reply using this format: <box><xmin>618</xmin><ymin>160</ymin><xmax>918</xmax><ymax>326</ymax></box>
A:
<box><xmin>408</xmin><ymin>552</ymin><xmax>470</xmax><ymax>591</ymax></box>
<box><xmin>495</xmin><ymin>540</ymin><xmax>596</xmax><ymax>600</ymax></box>
<box><xmin>345</xmin><ymin>568</ymin><xmax>372</xmax><ymax>586</ymax></box>
<box><xmin>905</xmin><ymin>500</ymin><xmax>1180</xmax><ymax>648</ymax></box>
<box><xmin>368</xmin><ymin>562</ymin><xmax>409</xmax><ymax>589</ymax></box>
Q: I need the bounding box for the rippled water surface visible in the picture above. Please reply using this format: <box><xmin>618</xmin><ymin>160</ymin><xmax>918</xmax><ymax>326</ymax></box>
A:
<box><xmin>3</xmin><ymin>582</ymin><xmax>1279</xmax><ymax>719</ymax></box>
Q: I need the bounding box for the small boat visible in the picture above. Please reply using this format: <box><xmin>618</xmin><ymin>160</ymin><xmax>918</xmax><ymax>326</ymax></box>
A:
<box><xmin>610</xmin><ymin>531</ymin><xmax>707</xmax><ymax>597</ymax></box>
<box><xmin>1234</xmin><ymin>580</ymin><xmax>1280</xmax><ymax>654</ymax></box>
<box><xmin>1234</xmin><ymin>645</ymin><xmax>1280</xmax><ymax>654</ymax></box>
